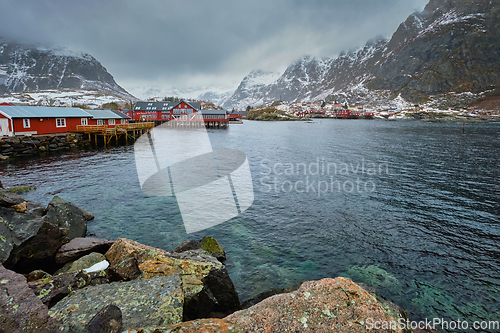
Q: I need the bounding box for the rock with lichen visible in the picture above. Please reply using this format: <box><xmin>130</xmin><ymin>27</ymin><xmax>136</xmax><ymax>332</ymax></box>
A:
<box><xmin>225</xmin><ymin>277</ymin><xmax>407</xmax><ymax>333</ymax></box>
<box><xmin>28</xmin><ymin>269</ymin><xmax>110</xmax><ymax>308</ymax></box>
<box><xmin>54</xmin><ymin>252</ymin><xmax>106</xmax><ymax>275</ymax></box>
<box><xmin>2</xmin><ymin>196</ymin><xmax>94</xmax><ymax>271</ymax></box>
<box><xmin>173</xmin><ymin>236</ymin><xmax>226</xmax><ymax>262</ymax></box>
<box><xmin>0</xmin><ymin>264</ymin><xmax>62</xmax><ymax>333</ymax></box>
<box><xmin>49</xmin><ymin>275</ymin><xmax>184</xmax><ymax>332</ymax></box>
<box><xmin>26</xmin><ymin>269</ymin><xmax>52</xmax><ymax>282</ymax></box>
<box><xmin>105</xmin><ymin>238</ymin><xmax>240</xmax><ymax>321</ymax></box>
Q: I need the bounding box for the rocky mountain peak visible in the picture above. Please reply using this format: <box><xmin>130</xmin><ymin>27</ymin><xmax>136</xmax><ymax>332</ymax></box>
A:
<box><xmin>0</xmin><ymin>38</ymin><xmax>134</xmax><ymax>100</ymax></box>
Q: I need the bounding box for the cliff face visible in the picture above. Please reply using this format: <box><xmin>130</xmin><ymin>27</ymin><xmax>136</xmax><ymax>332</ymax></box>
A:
<box><xmin>368</xmin><ymin>0</ymin><xmax>500</xmax><ymax>101</ymax></box>
<box><xmin>224</xmin><ymin>0</ymin><xmax>500</xmax><ymax>108</ymax></box>
<box><xmin>0</xmin><ymin>38</ymin><xmax>134</xmax><ymax>99</ymax></box>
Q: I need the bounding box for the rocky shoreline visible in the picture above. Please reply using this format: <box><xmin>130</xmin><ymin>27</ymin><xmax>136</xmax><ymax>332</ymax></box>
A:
<box><xmin>0</xmin><ymin>183</ymin><xmax>437</xmax><ymax>332</ymax></box>
<box><xmin>0</xmin><ymin>134</ymin><xmax>90</xmax><ymax>162</ymax></box>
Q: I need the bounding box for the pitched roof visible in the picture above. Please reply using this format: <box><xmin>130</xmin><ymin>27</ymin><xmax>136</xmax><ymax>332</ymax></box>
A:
<box><xmin>133</xmin><ymin>101</ymin><xmax>177</xmax><ymax>111</ymax></box>
<box><xmin>111</xmin><ymin>110</ymin><xmax>131</xmax><ymax>119</ymax></box>
<box><xmin>85</xmin><ymin>109</ymin><xmax>128</xmax><ymax>120</ymax></box>
<box><xmin>0</xmin><ymin>106</ymin><xmax>91</xmax><ymax>118</ymax></box>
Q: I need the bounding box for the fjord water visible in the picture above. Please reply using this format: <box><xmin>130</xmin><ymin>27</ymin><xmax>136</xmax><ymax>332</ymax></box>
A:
<box><xmin>1</xmin><ymin>119</ymin><xmax>499</xmax><ymax>329</ymax></box>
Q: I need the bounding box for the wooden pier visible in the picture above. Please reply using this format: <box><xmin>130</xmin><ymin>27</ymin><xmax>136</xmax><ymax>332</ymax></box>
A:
<box><xmin>71</xmin><ymin>122</ymin><xmax>155</xmax><ymax>146</ymax></box>
<box><xmin>165</xmin><ymin>119</ymin><xmax>228</xmax><ymax>129</ymax></box>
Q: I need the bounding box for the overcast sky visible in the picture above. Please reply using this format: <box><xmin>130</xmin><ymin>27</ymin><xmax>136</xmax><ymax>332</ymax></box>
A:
<box><xmin>1</xmin><ymin>0</ymin><xmax>428</xmax><ymax>98</ymax></box>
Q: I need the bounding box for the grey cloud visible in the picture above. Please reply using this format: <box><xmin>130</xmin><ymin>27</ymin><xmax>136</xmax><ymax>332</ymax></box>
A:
<box><xmin>0</xmin><ymin>0</ymin><xmax>428</xmax><ymax>97</ymax></box>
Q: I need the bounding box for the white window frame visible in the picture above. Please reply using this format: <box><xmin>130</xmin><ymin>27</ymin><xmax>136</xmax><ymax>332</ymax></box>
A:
<box><xmin>108</xmin><ymin>119</ymin><xmax>115</xmax><ymax>125</ymax></box>
<box><xmin>81</xmin><ymin>118</ymin><xmax>88</xmax><ymax>126</ymax></box>
<box><xmin>23</xmin><ymin>118</ymin><xmax>30</xmax><ymax>128</ymax></box>
<box><xmin>56</xmin><ymin>118</ymin><xmax>66</xmax><ymax>127</ymax></box>
<box><xmin>97</xmin><ymin>119</ymin><xmax>104</xmax><ymax>126</ymax></box>
<box><xmin>121</xmin><ymin>119</ymin><xmax>126</xmax><ymax>124</ymax></box>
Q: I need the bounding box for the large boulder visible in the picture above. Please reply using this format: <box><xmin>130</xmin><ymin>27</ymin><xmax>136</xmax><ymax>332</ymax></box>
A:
<box><xmin>28</xmin><ymin>269</ymin><xmax>110</xmax><ymax>308</ymax></box>
<box><xmin>42</xmin><ymin>196</ymin><xmax>94</xmax><ymax>240</ymax></box>
<box><xmin>105</xmin><ymin>238</ymin><xmax>240</xmax><ymax>321</ymax></box>
<box><xmin>55</xmin><ymin>237</ymin><xmax>114</xmax><ymax>264</ymax></box>
<box><xmin>3</xmin><ymin>196</ymin><xmax>94</xmax><ymax>271</ymax></box>
<box><xmin>49</xmin><ymin>274</ymin><xmax>184</xmax><ymax>332</ymax></box>
<box><xmin>225</xmin><ymin>277</ymin><xmax>407</xmax><ymax>333</ymax></box>
<box><xmin>0</xmin><ymin>264</ymin><xmax>61</xmax><ymax>333</ymax></box>
<box><xmin>173</xmin><ymin>236</ymin><xmax>226</xmax><ymax>262</ymax></box>
<box><xmin>0</xmin><ymin>206</ymin><xmax>45</xmax><ymax>265</ymax></box>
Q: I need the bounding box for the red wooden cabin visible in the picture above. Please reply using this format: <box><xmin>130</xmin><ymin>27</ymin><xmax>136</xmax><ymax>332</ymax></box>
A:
<box><xmin>0</xmin><ymin>106</ymin><xmax>92</xmax><ymax>137</ymax></box>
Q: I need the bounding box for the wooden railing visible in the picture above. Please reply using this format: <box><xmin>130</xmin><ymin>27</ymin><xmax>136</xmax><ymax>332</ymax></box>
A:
<box><xmin>74</xmin><ymin>125</ymin><xmax>108</xmax><ymax>133</ymax></box>
<box><xmin>116</xmin><ymin>122</ymin><xmax>155</xmax><ymax>130</ymax></box>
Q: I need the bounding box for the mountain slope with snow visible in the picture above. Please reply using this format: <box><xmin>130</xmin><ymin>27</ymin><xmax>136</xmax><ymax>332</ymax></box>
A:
<box><xmin>0</xmin><ymin>38</ymin><xmax>136</xmax><ymax>102</ymax></box>
<box><xmin>222</xmin><ymin>70</ymin><xmax>282</xmax><ymax>110</ymax></box>
<box><xmin>224</xmin><ymin>0</ymin><xmax>500</xmax><ymax>110</ymax></box>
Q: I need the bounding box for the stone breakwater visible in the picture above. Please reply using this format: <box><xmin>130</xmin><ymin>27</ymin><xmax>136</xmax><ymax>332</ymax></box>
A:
<box><xmin>0</xmin><ymin>134</ymin><xmax>89</xmax><ymax>161</ymax></box>
<box><xmin>0</xmin><ymin>185</ymin><xmax>437</xmax><ymax>333</ymax></box>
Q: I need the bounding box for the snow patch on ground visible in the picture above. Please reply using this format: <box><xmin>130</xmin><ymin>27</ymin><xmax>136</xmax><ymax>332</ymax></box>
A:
<box><xmin>0</xmin><ymin>89</ymin><xmax>135</xmax><ymax>108</ymax></box>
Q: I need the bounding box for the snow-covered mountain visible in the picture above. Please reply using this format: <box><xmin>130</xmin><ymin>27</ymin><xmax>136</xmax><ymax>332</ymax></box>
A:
<box><xmin>222</xmin><ymin>70</ymin><xmax>282</xmax><ymax>110</ymax></box>
<box><xmin>0</xmin><ymin>38</ymin><xmax>136</xmax><ymax>103</ymax></box>
<box><xmin>224</xmin><ymin>0</ymin><xmax>500</xmax><ymax>110</ymax></box>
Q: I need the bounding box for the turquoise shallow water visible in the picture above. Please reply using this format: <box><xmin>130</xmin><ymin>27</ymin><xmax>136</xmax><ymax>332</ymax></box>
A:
<box><xmin>1</xmin><ymin>119</ymin><xmax>499</xmax><ymax>331</ymax></box>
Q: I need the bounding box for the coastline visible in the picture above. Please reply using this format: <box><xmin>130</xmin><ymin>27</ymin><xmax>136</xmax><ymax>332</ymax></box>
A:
<box><xmin>0</xmin><ymin>186</ymin><xmax>438</xmax><ymax>332</ymax></box>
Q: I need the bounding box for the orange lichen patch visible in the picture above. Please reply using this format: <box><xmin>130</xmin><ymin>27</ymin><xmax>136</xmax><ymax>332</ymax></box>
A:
<box><xmin>138</xmin><ymin>257</ymin><xmax>214</xmax><ymax>280</ymax></box>
<box><xmin>105</xmin><ymin>238</ymin><xmax>169</xmax><ymax>266</ymax></box>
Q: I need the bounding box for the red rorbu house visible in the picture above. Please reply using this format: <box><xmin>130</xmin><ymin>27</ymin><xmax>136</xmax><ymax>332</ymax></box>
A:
<box><xmin>129</xmin><ymin>101</ymin><xmax>201</xmax><ymax>121</ymax></box>
<box><xmin>0</xmin><ymin>106</ymin><xmax>92</xmax><ymax>137</ymax></box>
<box><xmin>128</xmin><ymin>100</ymin><xmax>228</xmax><ymax>128</ymax></box>
<box><xmin>83</xmin><ymin>109</ymin><xmax>131</xmax><ymax>128</ymax></box>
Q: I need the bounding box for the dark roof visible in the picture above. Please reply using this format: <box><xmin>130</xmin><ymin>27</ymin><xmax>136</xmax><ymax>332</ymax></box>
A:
<box><xmin>84</xmin><ymin>110</ymin><xmax>130</xmax><ymax>120</ymax></box>
<box><xmin>111</xmin><ymin>110</ymin><xmax>131</xmax><ymax>119</ymax></box>
<box><xmin>187</xmin><ymin>101</ymin><xmax>201</xmax><ymax>110</ymax></box>
<box><xmin>133</xmin><ymin>101</ymin><xmax>178</xmax><ymax>111</ymax></box>
<box><xmin>0</xmin><ymin>106</ymin><xmax>91</xmax><ymax>118</ymax></box>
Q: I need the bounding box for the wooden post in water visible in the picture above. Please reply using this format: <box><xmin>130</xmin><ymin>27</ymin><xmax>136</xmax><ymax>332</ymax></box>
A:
<box><xmin>463</xmin><ymin>122</ymin><xmax>465</xmax><ymax>134</ymax></box>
